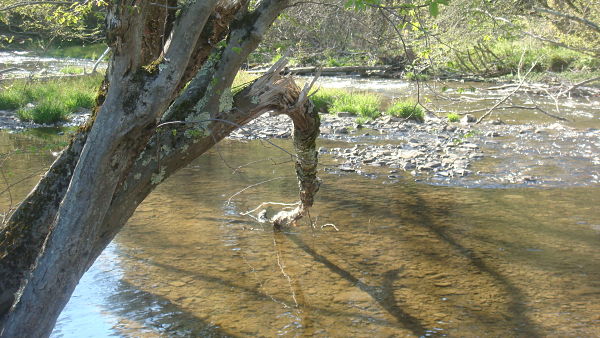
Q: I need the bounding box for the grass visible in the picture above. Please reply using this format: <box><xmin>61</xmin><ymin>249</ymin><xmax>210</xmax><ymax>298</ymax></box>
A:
<box><xmin>310</xmin><ymin>88</ymin><xmax>382</xmax><ymax>119</ymax></box>
<box><xmin>59</xmin><ymin>66</ymin><xmax>86</xmax><ymax>75</ymax></box>
<box><xmin>232</xmin><ymin>70</ymin><xmax>259</xmax><ymax>90</ymax></box>
<box><xmin>386</xmin><ymin>100</ymin><xmax>424</xmax><ymax>122</ymax></box>
<box><xmin>447</xmin><ymin>113</ymin><xmax>460</xmax><ymax>122</ymax></box>
<box><xmin>1</xmin><ymin>75</ymin><xmax>102</xmax><ymax>124</ymax></box>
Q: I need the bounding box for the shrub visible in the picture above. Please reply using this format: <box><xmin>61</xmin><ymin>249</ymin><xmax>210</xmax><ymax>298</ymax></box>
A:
<box><xmin>447</xmin><ymin>113</ymin><xmax>460</xmax><ymax>122</ymax></box>
<box><xmin>386</xmin><ymin>100</ymin><xmax>424</xmax><ymax>122</ymax></box>
<box><xmin>404</xmin><ymin>71</ymin><xmax>430</xmax><ymax>81</ymax></box>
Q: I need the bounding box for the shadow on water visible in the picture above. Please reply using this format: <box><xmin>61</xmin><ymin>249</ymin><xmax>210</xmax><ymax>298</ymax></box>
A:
<box><xmin>115</xmin><ymin>249</ymin><xmax>409</xmax><ymax>334</ymax></box>
<box><xmin>406</xmin><ymin>192</ymin><xmax>542</xmax><ymax>337</ymax></box>
<box><xmin>108</xmin><ymin>279</ymin><xmax>238</xmax><ymax>337</ymax></box>
<box><xmin>280</xmin><ymin>232</ymin><xmax>428</xmax><ymax>336</ymax></box>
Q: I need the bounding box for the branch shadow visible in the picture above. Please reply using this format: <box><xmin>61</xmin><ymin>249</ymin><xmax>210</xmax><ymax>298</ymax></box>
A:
<box><xmin>107</xmin><ymin>279</ymin><xmax>239</xmax><ymax>337</ymax></box>
<box><xmin>281</xmin><ymin>231</ymin><xmax>428</xmax><ymax>336</ymax></box>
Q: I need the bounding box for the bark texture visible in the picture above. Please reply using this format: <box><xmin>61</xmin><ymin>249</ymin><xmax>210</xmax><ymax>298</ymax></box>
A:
<box><xmin>0</xmin><ymin>0</ymin><xmax>320</xmax><ymax>336</ymax></box>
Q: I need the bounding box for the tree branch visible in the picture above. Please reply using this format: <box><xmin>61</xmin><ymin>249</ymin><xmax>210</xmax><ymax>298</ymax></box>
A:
<box><xmin>534</xmin><ymin>6</ymin><xmax>600</xmax><ymax>34</ymax></box>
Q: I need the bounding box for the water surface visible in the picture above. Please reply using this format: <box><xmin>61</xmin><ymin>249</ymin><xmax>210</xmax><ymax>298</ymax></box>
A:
<box><xmin>1</xmin><ymin>131</ymin><xmax>598</xmax><ymax>336</ymax></box>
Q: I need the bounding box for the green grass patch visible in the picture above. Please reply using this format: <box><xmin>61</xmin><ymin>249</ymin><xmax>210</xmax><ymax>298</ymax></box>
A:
<box><xmin>17</xmin><ymin>101</ymin><xmax>70</xmax><ymax>124</ymax></box>
<box><xmin>1</xmin><ymin>75</ymin><xmax>102</xmax><ymax>123</ymax></box>
<box><xmin>0</xmin><ymin>87</ymin><xmax>26</xmax><ymax>110</ymax></box>
<box><xmin>386</xmin><ymin>100</ymin><xmax>424</xmax><ymax>122</ymax></box>
<box><xmin>331</xmin><ymin>92</ymin><xmax>381</xmax><ymax>119</ymax></box>
<box><xmin>447</xmin><ymin>113</ymin><xmax>460</xmax><ymax>122</ymax></box>
<box><xmin>310</xmin><ymin>88</ymin><xmax>382</xmax><ymax>119</ymax></box>
<box><xmin>59</xmin><ymin>66</ymin><xmax>86</xmax><ymax>75</ymax></box>
<box><xmin>232</xmin><ymin>70</ymin><xmax>259</xmax><ymax>90</ymax></box>
<box><xmin>310</xmin><ymin>88</ymin><xmax>346</xmax><ymax>113</ymax></box>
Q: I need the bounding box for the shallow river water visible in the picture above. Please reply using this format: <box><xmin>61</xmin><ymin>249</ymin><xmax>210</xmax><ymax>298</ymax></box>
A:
<box><xmin>1</xmin><ymin>129</ymin><xmax>599</xmax><ymax>337</ymax></box>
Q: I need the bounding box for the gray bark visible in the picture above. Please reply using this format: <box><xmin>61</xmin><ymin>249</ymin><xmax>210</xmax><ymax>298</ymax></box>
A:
<box><xmin>0</xmin><ymin>0</ymin><xmax>321</xmax><ymax>336</ymax></box>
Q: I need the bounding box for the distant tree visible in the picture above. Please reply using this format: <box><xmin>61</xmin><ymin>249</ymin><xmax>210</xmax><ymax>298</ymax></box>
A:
<box><xmin>0</xmin><ymin>0</ymin><xmax>106</xmax><ymax>46</ymax></box>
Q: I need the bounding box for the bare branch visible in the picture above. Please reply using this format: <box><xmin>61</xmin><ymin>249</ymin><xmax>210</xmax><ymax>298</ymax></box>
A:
<box><xmin>476</xmin><ymin>59</ymin><xmax>538</xmax><ymax>124</ymax></box>
<box><xmin>534</xmin><ymin>6</ymin><xmax>600</xmax><ymax>34</ymax></box>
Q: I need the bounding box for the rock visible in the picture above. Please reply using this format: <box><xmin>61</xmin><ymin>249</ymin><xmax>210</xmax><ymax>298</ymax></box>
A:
<box><xmin>486</xmin><ymin>131</ymin><xmax>500</xmax><ymax>137</ymax></box>
<box><xmin>337</xmin><ymin>112</ymin><xmax>355</xmax><ymax>118</ymax></box>
<box><xmin>461</xmin><ymin>143</ymin><xmax>479</xmax><ymax>149</ymax></box>
<box><xmin>490</xmin><ymin>118</ymin><xmax>504</xmax><ymax>125</ymax></box>
<box><xmin>460</xmin><ymin>114</ymin><xmax>476</xmax><ymax>124</ymax></box>
<box><xmin>402</xmin><ymin>162</ymin><xmax>416</xmax><ymax>170</ymax></box>
<box><xmin>339</xmin><ymin>166</ymin><xmax>356</xmax><ymax>172</ymax></box>
<box><xmin>334</xmin><ymin>127</ymin><xmax>349</xmax><ymax>134</ymax></box>
<box><xmin>420</xmin><ymin>161</ymin><xmax>441</xmax><ymax>170</ymax></box>
<box><xmin>396</xmin><ymin>149</ymin><xmax>423</xmax><ymax>159</ymax></box>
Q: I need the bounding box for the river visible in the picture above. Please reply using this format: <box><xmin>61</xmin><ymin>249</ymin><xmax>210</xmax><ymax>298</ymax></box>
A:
<box><xmin>1</xmin><ymin>126</ymin><xmax>599</xmax><ymax>336</ymax></box>
<box><xmin>1</xmin><ymin>55</ymin><xmax>600</xmax><ymax>335</ymax></box>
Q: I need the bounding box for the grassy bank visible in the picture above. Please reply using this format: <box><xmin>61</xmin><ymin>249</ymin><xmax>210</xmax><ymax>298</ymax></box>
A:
<box><xmin>0</xmin><ymin>75</ymin><xmax>102</xmax><ymax>124</ymax></box>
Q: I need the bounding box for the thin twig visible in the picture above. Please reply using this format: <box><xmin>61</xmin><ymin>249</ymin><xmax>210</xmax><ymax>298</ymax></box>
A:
<box><xmin>226</xmin><ymin>176</ymin><xmax>289</xmax><ymax>205</ymax></box>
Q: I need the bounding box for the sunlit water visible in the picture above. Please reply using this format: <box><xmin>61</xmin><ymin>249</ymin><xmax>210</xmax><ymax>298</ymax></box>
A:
<box><xmin>1</xmin><ymin>129</ymin><xmax>599</xmax><ymax>337</ymax></box>
<box><xmin>0</xmin><ymin>51</ymin><xmax>106</xmax><ymax>78</ymax></box>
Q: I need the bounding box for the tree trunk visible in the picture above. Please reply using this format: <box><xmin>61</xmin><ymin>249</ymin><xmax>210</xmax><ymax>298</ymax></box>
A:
<box><xmin>0</xmin><ymin>0</ymin><xmax>320</xmax><ymax>336</ymax></box>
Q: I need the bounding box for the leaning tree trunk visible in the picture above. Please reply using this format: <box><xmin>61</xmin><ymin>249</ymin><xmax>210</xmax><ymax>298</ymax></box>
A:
<box><xmin>0</xmin><ymin>0</ymin><xmax>320</xmax><ymax>336</ymax></box>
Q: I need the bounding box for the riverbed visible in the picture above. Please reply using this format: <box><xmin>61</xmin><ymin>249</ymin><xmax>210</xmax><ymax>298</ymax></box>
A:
<box><xmin>1</xmin><ymin>127</ymin><xmax>599</xmax><ymax>337</ymax></box>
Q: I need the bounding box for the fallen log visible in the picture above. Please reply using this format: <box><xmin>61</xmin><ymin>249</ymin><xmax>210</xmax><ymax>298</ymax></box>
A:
<box><xmin>248</xmin><ymin>65</ymin><xmax>392</xmax><ymax>76</ymax></box>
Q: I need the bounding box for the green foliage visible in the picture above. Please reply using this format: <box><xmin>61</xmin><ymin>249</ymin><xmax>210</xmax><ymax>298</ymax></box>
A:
<box><xmin>1</xmin><ymin>75</ymin><xmax>101</xmax><ymax>123</ymax></box>
<box><xmin>404</xmin><ymin>71</ymin><xmax>430</xmax><ymax>81</ymax></box>
<box><xmin>0</xmin><ymin>1</ymin><xmax>107</xmax><ymax>47</ymax></box>
<box><xmin>447</xmin><ymin>113</ymin><xmax>460</xmax><ymax>122</ymax></box>
<box><xmin>386</xmin><ymin>100</ymin><xmax>424</xmax><ymax>122</ymax></box>
<box><xmin>428</xmin><ymin>0</ymin><xmax>449</xmax><ymax>17</ymax></box>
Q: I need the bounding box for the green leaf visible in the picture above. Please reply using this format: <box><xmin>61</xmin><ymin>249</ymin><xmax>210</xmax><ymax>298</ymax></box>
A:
<box><xmin>232</xmin><ymin>47</ymin><xmax>242</xmax><ymax>55</ymax></box>
<box><xmin>429</xmin><ymin>2</ymin><xmax>439</xmax><ymax>17</ymax></box>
